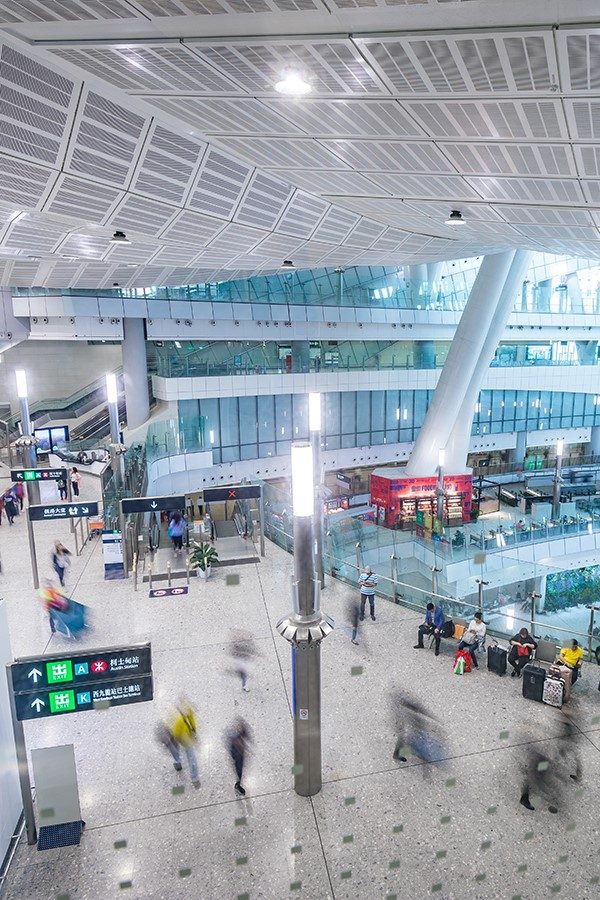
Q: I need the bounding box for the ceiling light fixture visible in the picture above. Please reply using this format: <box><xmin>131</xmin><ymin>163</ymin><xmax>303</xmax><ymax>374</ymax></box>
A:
<box><xmin>110</xmin><ymin>230</ymin><xmax>130</xmax><ymax>244</ymax></box>
<box><xmin>445</xmin><ymin>210</ymin><xmax>466</xmax><ymax>226</ymax></box>
<box><xmin>281</xmin><ymin>259</ymin><xmax>296</xmax><ymax>270</ymax></box>
<box><xmin>275</xmin><ymin>70</ymin><xmax>311</xmax><ymax>96</ymax></box>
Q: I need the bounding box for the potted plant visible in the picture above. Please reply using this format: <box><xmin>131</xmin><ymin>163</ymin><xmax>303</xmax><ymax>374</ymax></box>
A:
<box><xmin>190</xmin><ymin>541</ymin><xmax>219</xmax><ymax>579</ymax></box>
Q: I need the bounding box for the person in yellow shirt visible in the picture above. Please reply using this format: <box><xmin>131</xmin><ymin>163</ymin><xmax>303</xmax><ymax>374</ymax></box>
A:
<box><xmin>558</xmin><ymin>639</ymin><xmax>584</xmax><ymax>685</ymax></box>
<box><xmin>167</xmin><ymin>702</ymin><xmax>199</xmax><ymax>786</ymax></box>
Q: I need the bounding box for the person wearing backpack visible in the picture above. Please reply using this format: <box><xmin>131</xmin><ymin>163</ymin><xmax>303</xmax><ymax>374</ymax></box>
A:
<box><xmin>168</xmin><ymin>511</ymin><xmax>186</xmax><ymax>556</ymax></box>
<box><xmin>414</xmin><ymin>602</ymin><xmax>445</xmax><ymax>656</ymax></box>
<box><xmin>168</xmin><ymin>701</ymin><xmax>200</xmax><ymax>787</ymax></box>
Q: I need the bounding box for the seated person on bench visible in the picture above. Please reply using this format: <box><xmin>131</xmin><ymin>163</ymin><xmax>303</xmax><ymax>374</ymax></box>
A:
<box><xmin>414</xmin><ymin>602</ymin><xmax>445</xmax><ymax>656</ymax></box>
<box><xmin>557</xmin><ymin>639</ymin><xmax>584</xmax><ymax>685</ymax></box>
<box><xmin>508</xmin><ymin>628</ymin><xmax>538</xmax><ymax>677</ymax></box>
<box><xmin>457</xmin><ymin>611</ymin><xmax>487</xmax><ymax>669</ymax></box>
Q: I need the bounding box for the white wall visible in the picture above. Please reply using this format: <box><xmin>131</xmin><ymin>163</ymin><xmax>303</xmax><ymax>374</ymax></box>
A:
<box><xmin>0</xmin><ymin>341</ymin><xmax>122</xmax><ymax>412</ymax></box>
<box><xmin>0</xmin><ymin>601</ymin><xmax>21</xmax><ymax>866</ymax></box>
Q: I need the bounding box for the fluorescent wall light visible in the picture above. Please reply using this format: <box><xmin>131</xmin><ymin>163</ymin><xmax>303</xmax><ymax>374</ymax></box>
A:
<box><xmin>438</xmin><ymin>448</ymin><xmax>445</xmax><ymax>468</ymax></box>
<box><xmin>105</xmin><ymin>372</ymin><xmax>118</xmax><ymax>404</ymax></box>
<box><xmin>309</xmin><ymin>393</ymin><xmax>321</xmax><ymax>432</ymax></box>
<box><xmin>15</xmin><ymin>369</ymin><xmax>28</xmax><ymax>399</ymax></box>
<box><xmin>556</xmin><ymin>439</ymin><xmax>564</xmax><ymax>456</ymax></box>
<box><xmin>291</xmin><ymin>442</ymin><xmax>314</xmax><ymax>517</ymax></box>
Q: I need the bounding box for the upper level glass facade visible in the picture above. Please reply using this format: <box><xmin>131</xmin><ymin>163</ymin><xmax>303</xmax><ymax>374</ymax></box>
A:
<box><xmin>168</xmin><ymin>388</ymin><xmax>600</xmax><ymax>464</ymax></box>
<box><xmin>12</xmin><ymin>253</ymin><xmax>600</xmax><ymax>313</ymax></box>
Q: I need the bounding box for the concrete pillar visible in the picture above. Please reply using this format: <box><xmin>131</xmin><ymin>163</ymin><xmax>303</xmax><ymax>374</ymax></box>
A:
<box><xmin>509</xmin><ymin>431</ymin><xmax>527</xmax><ymax>468</ymax></box>
<box><xmin>535</xmin><ymin>279</ymin><xmax>552</xmax><ymax>312</ymax></box>
<box><xmin>122</xmin><ymin>317</ymin><xmax>150</xmax><ymax>430</ymax></box>
<box><xmin>291</xmin><ymin>341</ymin><xmax>310</xmax><ymax>373</ymax></box>
<box><xmin>589</xmin><ymin>426</ymin><xmax>600</xmax><ymax>458</ymax></box>
<box><xmin>414</xmin><ymin>341</ymin><xmax>436</xmax><ymax>369</ymax></box>
<box><xmin>406</xmin><ymin>251</ymin><xmax>516</xmax><ymax>476</ymax></box>
<box><xmin>444</xmin><ymin>251</ymin><xmax>532</xmax><ymax>473</ymax></box>
<box><xmin>566</xmin><ymin>273</ymin><xmax>582</xmax><ymax>313</ymax></box>
<box><xmin>427</xmin><ymin>262</ymin><xmax>442</xmax><ymax>299</ymax></box>
<box><xmin>407</xmin><ymin>264</ymin><xmax>427</xmax><ymax>303</ymax></box>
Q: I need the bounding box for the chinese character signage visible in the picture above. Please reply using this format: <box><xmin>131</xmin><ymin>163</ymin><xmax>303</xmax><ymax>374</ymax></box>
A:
<box><xmin>11</xmin><ymin>468</ymin><xmax>67</xmax><ymax>482</ymax></box>
<box><xmin>10</xmin><ymin>643</ymin><xmax>153</xmax><ymax>720</ymax></box>
<box><xmin>29</xmin><ymin>502</ymin><xmax>99</xmax><ymax>522</ymax></box>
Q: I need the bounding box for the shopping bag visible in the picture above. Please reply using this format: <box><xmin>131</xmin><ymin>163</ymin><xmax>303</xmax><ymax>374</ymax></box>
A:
<box><xmin>453</xmin><ymin>657</ymin><xmax>465</xmax><ymax>675</ymax></box>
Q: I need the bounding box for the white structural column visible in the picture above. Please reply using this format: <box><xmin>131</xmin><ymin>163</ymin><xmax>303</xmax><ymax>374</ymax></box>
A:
<box><xmin>0</xmin><ymin>287</ymin><xmax>29</xmax><ymax>354</ymax></box>
<box><xmin>427</xmin><ymin>262</ymin><xmax>443</xmax><ymax>298</ymax></box>
<box><xmin>407</xmin><ymin>264</ymin><xmax>427</xmax><ymax>303</ymax></box>
<box><xmin>590</xmin><ymin>426</ymin><xmax>600</xmax><ymax>457</ymax></box>
<box><xmin>405</xmin><ymin>251</ymin><xmax>516</xmax><ymax>476</ymax></box>
<box><xmin>122</xmin><ymin>317</ymin><xmax>150</xmax><ymax>430</ymax></box>
<box><xmin>444</xmin><ymin>250</ymin><xmax>533</xmax><ymax>472</ymax></box>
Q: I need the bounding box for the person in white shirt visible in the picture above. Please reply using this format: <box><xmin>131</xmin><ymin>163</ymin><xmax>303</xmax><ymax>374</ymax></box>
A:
<box><xmin>359</xmin><ymin>566</ymin><xmax>378</xmax><ymax>621</ymax></box>
<box><xmin>457</xmin><ymin>611</ymin><xmax>487</xmax><ymax>668</ymax></box>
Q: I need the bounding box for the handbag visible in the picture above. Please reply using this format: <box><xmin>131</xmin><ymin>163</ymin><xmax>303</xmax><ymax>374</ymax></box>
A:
<box><xmin>517</xmin><ymin>645</ymin><xmax>530</xmax><ymax>657</ymax></box>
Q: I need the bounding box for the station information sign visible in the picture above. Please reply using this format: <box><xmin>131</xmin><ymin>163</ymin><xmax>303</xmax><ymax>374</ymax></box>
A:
<box><xmin>121</xmin><ymin>495</ymin><xmax>186</xmax><ymax>514</ymax></box>
<box><xmin>28</xmin><ymin>501</ymin><xmax>99</xmax><ymax>522</ymax></box>
<box><xmin>10</xmin><ymin>643</ymin><xmax>153</xmax><ymax>721</ymax></box>
<box><xmin>203</xmin><ymin>485</ymin><xmax>261</xmax><ymax>502</ymax></box>
<box><xmin>11</xmin><ymin>468</ymin><xmax>67</xmax><ymax>482</ymax></box>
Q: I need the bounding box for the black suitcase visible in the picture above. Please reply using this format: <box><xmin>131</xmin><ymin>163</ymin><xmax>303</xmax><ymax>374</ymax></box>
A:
<box><xmin>487</xmin><ymin>644</ymin><xmax>507</xmax><ymax>675</ymax></box>
<box><xmin>522</xmin><ymin>663</ymin><xmax>546</xmax><ymax>702</ymax></box>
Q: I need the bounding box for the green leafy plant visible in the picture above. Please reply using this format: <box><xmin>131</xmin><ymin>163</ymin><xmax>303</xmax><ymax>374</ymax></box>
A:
<box><xmin>189</xmin><ymin>541</ymin><xmax>219</xmax><ymax>572</ymax></box>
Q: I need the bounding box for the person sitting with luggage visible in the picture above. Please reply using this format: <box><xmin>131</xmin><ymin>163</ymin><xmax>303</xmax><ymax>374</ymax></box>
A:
<box><xmin>457</xmin><ymin>611</ymin><xmax>487</xmax><ymax>669</ymax></box>
<box><xmin>414</xmin><ymin>602</ymin><xmax>445</xmax><ymax>656</ymax></box>
<box><xmin>508</xmin><ymin>627</ymin><xmax>538</xmax><ymax>677</ymax></box>
<box><xmin>557</xmin><ymin>639</ymin><xmax>584</xmax><ymax>686</ymax></box>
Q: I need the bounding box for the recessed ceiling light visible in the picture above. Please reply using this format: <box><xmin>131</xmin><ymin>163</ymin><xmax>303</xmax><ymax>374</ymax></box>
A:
<box><xmin>445</xmin><ymin>210</ymin><xmax>466</xmax><ymax>226</ymax></box>
<box><xmin>281</xmin><ymin>259</ymin><xmax>296</xmax><ymax>270</ymax></box>
<box><xmin>110</xmin><ymin>230</ymin><xmax>130</xmax><ymax>244</ymax></box>
<box><xmin>275</xmin><ymin>70</ymin><xmax>311</xmax><ymax>96</ymax></box>
<box><xmin>62</xmin><ymin>255</ymin><xmax>79</xmax><ymax>261</ymax></box>
<box><xmin>174</xmin><ymin>340</ymin><xmax>182</xmax><ymax>349</ymax></box>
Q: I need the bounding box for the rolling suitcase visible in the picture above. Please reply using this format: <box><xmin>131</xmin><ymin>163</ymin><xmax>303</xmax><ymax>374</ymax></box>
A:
<box><xmin>522</xmin><ymin>663</ymin><xmax>546</xmax><ymax>702</ymax></box>
<box><xmin>487</xmin><ymin>644</ymin><xmax>507</xmax><ymax>676</ymax></box>
<box><xmin>550</xmin><ymin>665</ymin><xmax>572</xmax><ymax>702</ymax></box>
<box><xmin>543</xmin><ymin>676</ymin><xmax>564</xmax><ymax>708</ymax></box>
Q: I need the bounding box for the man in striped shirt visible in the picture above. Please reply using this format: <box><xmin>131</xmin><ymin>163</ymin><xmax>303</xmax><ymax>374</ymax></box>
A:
<box><xmin>359</xmin><ymin>566</ymin><xmax>378</xmax><ymax>621</ymax></box>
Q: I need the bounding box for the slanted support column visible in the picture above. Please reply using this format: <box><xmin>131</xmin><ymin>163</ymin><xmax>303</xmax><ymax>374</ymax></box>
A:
<box><xmin>407</xmin><ymin>264</ymin><xmax>428</xmax><ymax>303</ymax></box>
<box><xmin>405</xmin><ymin>251</ymin><xmax>516</xmax><ymax>476</ymax></box>
<box><xmin>122</xmin><ymin>317</ymin><xmax>150</xmax><ymax>430</ymax></box>
<box><xmin>444</xmin><ymin>250</ymin><xmax>533</xmax><ymax>473</ymax></box>
<box><xmin>589</xmin><ymin>426</ymin><xmax>600</xmax><ymax>458</ymax></box>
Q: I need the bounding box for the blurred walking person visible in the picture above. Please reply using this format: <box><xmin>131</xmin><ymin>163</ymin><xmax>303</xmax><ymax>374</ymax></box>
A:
<box><xmin>168</xmin><ymin>511</ymin><xmax>186</xmax><ymax>556</ymax></box>
<box><xmin>14</xmin><ymin>481</ymin><xmax>24</xmax><ymax>510</ymax></box>
<box><xmin>57</xmin><ymin>476</ymin><xmax>68</xmax><ymax>501</ymax></box>
<box><xmin>519</xmin><ymin>738</ymin><xmax>582</xmax><ymax>813</ymax></box>
<box><xmin>2</xmin><ymin>489</ymin><xmax>18</xmax><ymax>525</ymax></box>
<box><xmin>165</xmin><ymin>701</ymin><xmax>200</xmax><ymax>787</ymax></box>
<box><xmin>228</xmin><ymin>630</ymin><xmax>257</xmax><ymax>692</ymax></box>
<box><xmin>51</xmin><ymin>540</ymin><xmax>72</xmax><ymax>587</ymax></box>
<box><xmin>346</xmin><ymin>596</ymin><xmax>361</xmax><ymax>645</ymax></box>
<box><xmin>225</xmin><ymin>717</ymin><xmax>252</xmax><ymax>796</ymax></box>
<box><xmin>391</xmin><ymin>690</ymin><xmax>448</xmax><ymax>779</ymax></box>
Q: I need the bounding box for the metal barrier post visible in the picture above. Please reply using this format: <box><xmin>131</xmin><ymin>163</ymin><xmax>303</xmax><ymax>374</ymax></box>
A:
<box><xmin>6</xmin><ymin>667</ymin><xmax>36</xmax><ymax>845</ymax></box>
<box><xmin>133</xmin><ymin>553</ymin><xmax>138</xmax><ymax>592</ymax></box>
<box><xmin>390</xmin><ymin>553</ymin><xmax>399</xmax><ymax>602</ymax></box>
<box><xmin>148</xmin><ymin>565</ymin><xmax>153</xmax><ymax>592</ymax></box>
<box><xmin>431</xmin><ymin>565</ymin><xmax>441</xmax><ymax>594</ymax></box>
<box><xmin>355</xmin><ymin>542</ymin><xmax>363</xmax><ymax>570</ymax></box>
<box><xmin>586</xmin><ymin>605</ymin><xmax>599</xmax><ymax>661</ymax></box>
<box><xmin>167</xmin><ymin>562</ymin><xmax>171</xmax><ymax>587</ymax></box>
<box><xmin>186</xmin><ymin>555</ymin><xmax>190</xmax><ymax>585</ymax></box>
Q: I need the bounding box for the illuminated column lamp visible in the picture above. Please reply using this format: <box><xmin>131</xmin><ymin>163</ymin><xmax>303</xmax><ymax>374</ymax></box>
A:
<box><xmin>552</xmin><ymin>439</ymin><xmax>564</xmax><ymax>519</ymax></box>
<box><xmin>436</xmin><ymin>448</ymin><xmax>445</xmax><ymax>528</ymax></box>
<box><xmin>14</xmin><ymin>369</ymin><xmax>40</xmax><ymax>502</ymax></box>
<box><xmin>105</xmin><ymin>372</ymin><xmax>120</xmax><ymax>444</ymax></box>
<box><xmin>276</xmin><ymin>441</ymin><xmax>333</xmax><ymax>796</ymax></box>
<box><xmin>308</xmin><ymin>393</ymin><xmax>325</xmax><ymax>589</ymax></box>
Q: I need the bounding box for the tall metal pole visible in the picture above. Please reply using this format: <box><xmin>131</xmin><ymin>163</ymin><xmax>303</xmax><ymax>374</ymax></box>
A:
<box><xmin>6</xmin><ymin>667</ymin><xmax>37</xmax><ymax>845</ymax></box>
<box><xmin>276</xmin><ymin>442</ymin><xmax>333</xmax><ymax>797</ymax></box>
<box><xmin>309</xmin><ymin>393</ymin><xmax>325</xmax><ymax>589</ymax></box>
<box><xmin>26</xmin><ymin>510</ymin><xmax>40</xmax><ymax>589</ymax></box>
<box><xmin>259</xmin><ymin>489</ymin><xmax>265</xmax><ymax>558</ymax></box>
<box><xmin>552</xmin><ymin>439</ymin><xmax>563</xmax><ymax>519</ymax></box>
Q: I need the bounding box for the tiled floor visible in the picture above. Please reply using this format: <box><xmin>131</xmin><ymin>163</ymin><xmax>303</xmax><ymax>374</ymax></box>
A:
<box><xmin>1</xmin><ymin>466</ymin><xmax>600</xmax><ymax>898</ymax></box>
